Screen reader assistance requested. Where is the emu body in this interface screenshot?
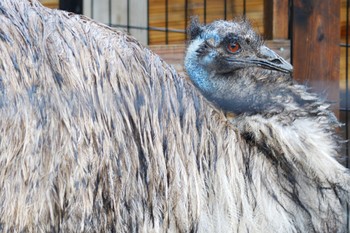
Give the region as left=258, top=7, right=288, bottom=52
left=184, top=18, right=350, bottom=232
left=0, top=1, right=349, bottom=232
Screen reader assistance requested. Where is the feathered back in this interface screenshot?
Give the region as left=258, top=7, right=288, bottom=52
left=0, top=1, right=349, bottom=232
left=0, top=1, right=238, bottom=231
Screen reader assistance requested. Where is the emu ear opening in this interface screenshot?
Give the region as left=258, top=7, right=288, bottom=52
left=188, top=16, right=203, bottom=40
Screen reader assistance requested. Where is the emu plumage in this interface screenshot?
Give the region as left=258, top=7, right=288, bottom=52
left=185, top=18, right=349, bottom=232
left=0, top=1, right=349, bottom=232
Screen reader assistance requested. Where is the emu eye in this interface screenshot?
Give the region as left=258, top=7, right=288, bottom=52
left=227, top=42, right=240, bottom=53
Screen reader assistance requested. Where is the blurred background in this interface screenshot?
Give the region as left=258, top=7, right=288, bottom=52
left=40, top=0, right=349, bottom=163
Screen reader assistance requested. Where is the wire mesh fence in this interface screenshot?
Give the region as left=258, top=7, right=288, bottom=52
left=81, top=0, right=349, bottom=159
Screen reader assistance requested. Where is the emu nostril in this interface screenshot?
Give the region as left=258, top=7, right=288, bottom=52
left=270, top=59, right=283, bottom=65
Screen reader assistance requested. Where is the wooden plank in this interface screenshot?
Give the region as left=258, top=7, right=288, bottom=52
left=265, top=39, right=291, bottom=62
left=39, top=0, right=59, bottom=9
left=341, top=0, right=349, bottom=42
left=292, top=0, right=340, bottom=111
left=264, top=0, right=289, bottom=39
left=149, top=44, right=187, bottom=75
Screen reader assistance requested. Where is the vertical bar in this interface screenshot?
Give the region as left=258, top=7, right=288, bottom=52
left=90, top=0, right=94, bottom=19
left=264, top=0, right=289, bottom=39
left=290, top=0, right=293, bottom=64
left=127, top=0, right=130, bottom=33
left=204, top=0, right=207, bottom=24
left=185, top=0, right=188, bottom=40
left=243, top=0, right=246, bottom=16
left=342, top=0, right=349, bottom=230
left=147, top=0, right=149, bottom=45
left=264, top=0, right=273, bottom=39
left=288, top=0, right=292, bottom=40
left=346, top=0, right=350, bottom=169
left=108, top=0, right=112, bottom=26
left=224, top=0, right=227, bottom=20
left=165, top=0, right=169, bottom=44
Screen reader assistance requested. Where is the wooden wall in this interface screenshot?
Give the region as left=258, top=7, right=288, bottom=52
left=149, top=0, right=349, bottom=44
left=149, top=0, right=265, bottom=45
left=40, top=0, right=349, bottom=44
left=340, top=0, right=350, bottom=97
left=292, top=0, right=340, bottom=110
left=39, top=0, right=350, bottom=111
left=39, top=0, right=59, bottom=9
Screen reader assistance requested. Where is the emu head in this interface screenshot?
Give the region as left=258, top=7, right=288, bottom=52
left=185, top=17, right=294, bottom=114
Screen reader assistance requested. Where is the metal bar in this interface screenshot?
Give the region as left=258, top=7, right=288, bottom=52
left=148, top=27, right=185, bottom=33
left=224, top=0, right=227, bottom=20
left=345, top=0, right=349, bottom=167
left=91, top=0, right=94, bottom=18
left=346, top=0, right=350, bottom=231
left=290, top=0, right=293, bottom=64
left=185, top=0, right=188, bottom=40
left=165, top=0, right=169, bottom=44
left=147, top=0, right=150, bottom=44
left=127, top=0, right=130, bottom=33
left=243, top=0, right=246, bottom=16
left=110, top=24, right=186, bottom=33
left=204, top=0, right=207, bottom=24
left=108, top=0, right=112, bottom=26
left=340, top=43, right=350, bottom=47
left=288, top=0, right=292, bottom=40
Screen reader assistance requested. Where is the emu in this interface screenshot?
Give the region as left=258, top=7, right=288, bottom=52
left=185, top=17, right=350, bottom=232
left=0, top=0, right=349, bottom=232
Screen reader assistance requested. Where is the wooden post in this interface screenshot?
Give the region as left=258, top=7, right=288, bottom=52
left=292, top=0, right=340, bottom=111
left=264, top=0, right=289, bottom=39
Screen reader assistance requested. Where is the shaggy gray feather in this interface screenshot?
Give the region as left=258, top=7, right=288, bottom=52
left=0, top=1, right=349, bottom=232
left=184, top=17, right=350, bottom=232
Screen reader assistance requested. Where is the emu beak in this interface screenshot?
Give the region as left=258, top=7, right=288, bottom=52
left=251, top=46, right=293, bottom=74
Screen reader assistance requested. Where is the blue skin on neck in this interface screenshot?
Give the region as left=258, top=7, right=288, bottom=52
left=185, top=36, right=219, bottom=94
left=185, top=56, right=213, bottom=94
